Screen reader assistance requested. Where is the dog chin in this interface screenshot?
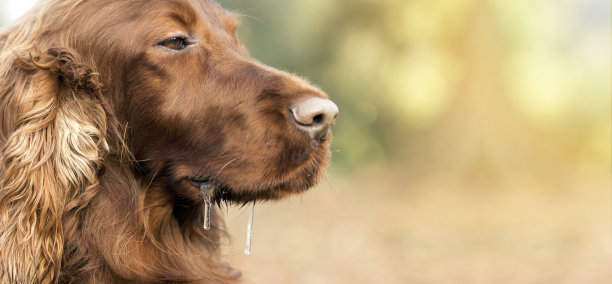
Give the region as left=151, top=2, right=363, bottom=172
left=183, top=167, right=320, bottom=205
left=180, top=147, right=328, bottom=205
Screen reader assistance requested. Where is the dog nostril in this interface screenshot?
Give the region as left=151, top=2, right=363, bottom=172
left=289, top=96, right=339, bottom=141
left=312, top=114, right=324, bottom=125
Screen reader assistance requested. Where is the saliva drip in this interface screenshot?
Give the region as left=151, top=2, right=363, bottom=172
left=199, top=183, right=214, bottom=231
left=244, top=200, right=255, bottom=255
left=202, top=199, right=211, bottom=230
left=198, top=182, right=255, bottom=253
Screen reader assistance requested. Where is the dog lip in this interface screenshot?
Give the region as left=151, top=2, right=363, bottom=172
left=183, top=149, right=324, bottom=204
left=187, top=177, right=211, bottom=184
left=184, top=178, right=257, bottom=205
left=186, top=177, right=214, bottom=191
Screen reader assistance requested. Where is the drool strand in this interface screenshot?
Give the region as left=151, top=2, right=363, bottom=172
left=199, top=182, right=214, bottom=231
left=202, top=199, right=211, bottom=230
left=244, top=200, right=255, bottom=255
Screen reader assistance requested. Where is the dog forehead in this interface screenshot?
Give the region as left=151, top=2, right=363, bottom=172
left=77, top=0, right=238, bottom=47
left=190, top=0, right=240, bottom=29
left=135, top=0, right=239, bottom=35
left=94, top=0, right=232, bottom=26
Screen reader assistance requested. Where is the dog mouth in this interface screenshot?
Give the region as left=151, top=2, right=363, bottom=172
left=182, top=142, right=328, bottom=205
left=185, top=168, right=316, bottom=206
left=187, top=177, right=226, bottom=204
left=186, top=177, right=261, bottom=205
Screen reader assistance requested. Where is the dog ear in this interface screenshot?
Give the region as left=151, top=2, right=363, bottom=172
left=0, top=47, right=108, bottom=282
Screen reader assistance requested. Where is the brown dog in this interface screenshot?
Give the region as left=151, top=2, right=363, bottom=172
left=0, top=0, right=337, bottom=282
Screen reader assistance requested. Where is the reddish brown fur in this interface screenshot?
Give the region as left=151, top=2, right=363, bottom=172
left=0, top=0, right=333, bottom=282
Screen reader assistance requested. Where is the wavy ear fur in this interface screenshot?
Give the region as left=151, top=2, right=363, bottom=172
left=0, top=47, right=108, bottom=283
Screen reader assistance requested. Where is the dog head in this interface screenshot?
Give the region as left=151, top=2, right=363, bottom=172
left=72, top=0, right=338, bottom=204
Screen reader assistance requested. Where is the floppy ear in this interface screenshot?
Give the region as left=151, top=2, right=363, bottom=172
left=0, top=47, right=108, bottom=283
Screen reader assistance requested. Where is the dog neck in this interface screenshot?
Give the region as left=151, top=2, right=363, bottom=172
left=59, top=157, right=241, bottom=283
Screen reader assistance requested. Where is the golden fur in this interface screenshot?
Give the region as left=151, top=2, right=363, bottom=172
left=0, top=47, right=110, bottom=282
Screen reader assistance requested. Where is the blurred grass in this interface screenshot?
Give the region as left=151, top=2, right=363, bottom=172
left=1, top=0, right=610, bottom=282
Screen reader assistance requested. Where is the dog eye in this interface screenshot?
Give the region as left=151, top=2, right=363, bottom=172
left=157, top=37, right=189, bottom=50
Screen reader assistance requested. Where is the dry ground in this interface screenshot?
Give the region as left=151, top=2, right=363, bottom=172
left=222, top=162, right=611, bottom=284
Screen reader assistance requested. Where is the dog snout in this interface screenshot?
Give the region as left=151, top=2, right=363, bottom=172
left=289, top=96, right=338, bottom=142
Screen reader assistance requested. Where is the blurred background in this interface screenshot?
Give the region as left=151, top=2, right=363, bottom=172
left=2, top=0, right=610, bottom=283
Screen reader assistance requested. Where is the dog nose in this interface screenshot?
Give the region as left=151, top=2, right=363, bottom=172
left=289, top=96, right=338, bottom=142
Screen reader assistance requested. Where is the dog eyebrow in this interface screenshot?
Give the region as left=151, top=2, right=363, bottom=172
left=165, top=1, right=199, bottom=29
